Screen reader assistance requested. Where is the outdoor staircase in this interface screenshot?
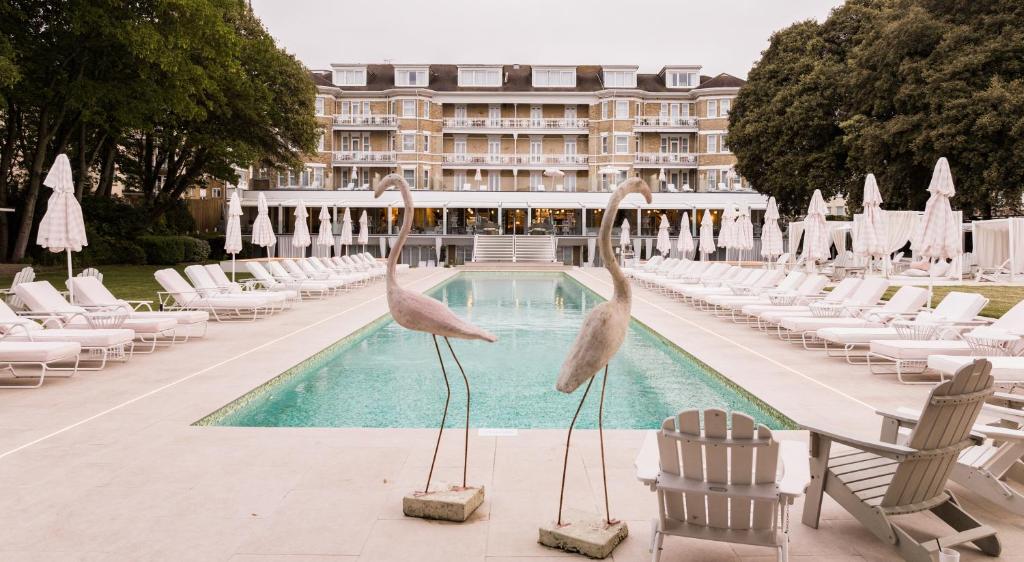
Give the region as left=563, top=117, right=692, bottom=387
left=472, top=235, right=557, bottom=263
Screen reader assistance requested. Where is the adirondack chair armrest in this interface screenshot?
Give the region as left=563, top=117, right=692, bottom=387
left=981, top=403, right=1024, bottom=425
left=633, top=430, right=660, bottom=488
left=803, top=424, right=916, bottom=460
left=972, top=425, right=1024, bottom=443
left=777, top=440, right=811, bottom=498
left=994, top=391, right=1024, bottom=407
left=881, top=407, right=988, bottom=446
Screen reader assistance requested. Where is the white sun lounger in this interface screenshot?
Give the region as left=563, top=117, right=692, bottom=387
left=155, top=269, right=274, bottom=321
left=15, top=281, right=177, bottom=352
left=817, top=291, right=990, bottom=363
left=688, top=269, right=773, bottom=309
left=203, top=264, right=300, bottom=303
left=646, top=261, right=707, bottom=292
left=264, top=261, right=338, bottom=297
left=0, top=300, right=132, bottom=370
left=768, top=278, right=891, bottom=341
left=738, top=277, right=863, bottom=325
left=280, top=260, right=348, bottom=292
left=304, top=258, right=368, bottom=286
left=0, top=341, right=81, bottom=388
left=775, top=286, right=930, bottom=344
left=246, top=262, right=324, bottom=300
left=67, top=276, right=209, bottom=340
left=699, top=274, right=827, bottom=315
left=184, top=265, right=289, bottom=312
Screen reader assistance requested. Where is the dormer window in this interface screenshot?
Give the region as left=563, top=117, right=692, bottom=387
left=458, top=67, right=502, bottom=87
left=666, top=70, right=697, bottom=88
left=602, top=67, right=637, bottom=88
left=395, top=66, right=429, bottom=87
left=533, top=67, right=576, bottom=87
left=332, top=66, right=366, bottom=87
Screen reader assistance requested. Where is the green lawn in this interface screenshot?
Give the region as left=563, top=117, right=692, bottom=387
left=880, top=285, right=1024, bottom=318
left=1, top=263, right=253, bottom=303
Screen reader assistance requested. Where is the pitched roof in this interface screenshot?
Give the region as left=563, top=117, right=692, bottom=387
left=693, top=73, right=746, bottom=90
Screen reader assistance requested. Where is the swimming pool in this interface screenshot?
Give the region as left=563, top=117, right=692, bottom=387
left=201, top=272, right=791, bottom=430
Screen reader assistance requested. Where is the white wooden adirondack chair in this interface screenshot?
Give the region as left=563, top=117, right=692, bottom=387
left=2, top=266, right=35, bottom=310
left=802, top=358, right=1000, bottom=561
left=636, top=409, right=809, bottom=561
left=77, top=267, right=103, bottom=282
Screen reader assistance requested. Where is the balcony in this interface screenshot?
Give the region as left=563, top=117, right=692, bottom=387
left=633, top=116, right=699, bottom=131
left=332, top=151, right=397, bottom=165
left=634, top=153, right=698, bottom=167
left=333, top=114, right=398, bottom=129
left=442, top=117, right=588, bottom=134
left=442, top=153, right=589, bottom=169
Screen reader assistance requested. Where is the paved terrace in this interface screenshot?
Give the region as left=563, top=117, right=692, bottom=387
left=0, top=267, right=1021, bottom=561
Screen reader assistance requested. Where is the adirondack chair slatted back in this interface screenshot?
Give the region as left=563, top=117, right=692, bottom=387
left=5, top=266, right=35, bottom=310
left=882, top=359, right=994, bottom=507
left=657, top=409, right=779, bottom=531
left=77, top=267, right=103, bottom=282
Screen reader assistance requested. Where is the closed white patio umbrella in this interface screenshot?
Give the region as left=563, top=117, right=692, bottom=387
left=316, top=205, right=333, bottom=257
left=619, top=218, right=631, bottom=249
left=378, top=236, right=386, bottom=257
left=698, top=210, right=716, bottom=258
left=912, top=157, right=960, bottom=304
left=656, top=214, right=671, bottom=256
left=224, top=191, right=243, bottom=281
left=718, top=205, right=736, bottom=259
left=854, top=173, right=888, bottom=273
left=735, top=205, right=754, bottom=260
left=802, top=189, right=831, bottom=269
left=359, top=210, right=369, bottom=252
left=251, top=192, right=276, bottom=258
left=435, top=236, right=443, bottom=265
left=36, top=154, right=87, bottom=302
left=339, top=207, right=353, bottom=255
left=761, top=197, right=784, bottom=263
left=676, top=212, right=695, bottom=259
left=292, top=201, right=311, bottom=256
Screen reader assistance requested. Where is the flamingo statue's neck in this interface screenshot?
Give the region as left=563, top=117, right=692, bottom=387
left=387, top=179, right=414, bottom=292
left=598, top=178, right=651, bottom=304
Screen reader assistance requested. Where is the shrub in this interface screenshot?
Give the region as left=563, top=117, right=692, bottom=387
left=81, top=235, right=147, bottom=265
left=139, top=236, right=185, bottom=265
left=182, top=236, right=211, bottom=262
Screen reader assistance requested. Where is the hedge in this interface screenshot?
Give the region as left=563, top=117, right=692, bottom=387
left=138, top=236, right=185, bottom=265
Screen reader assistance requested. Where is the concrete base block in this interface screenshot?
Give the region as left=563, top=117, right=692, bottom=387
left=538, top=510, right=628, bottom=559
left=402, top=485, right=484, bottom=522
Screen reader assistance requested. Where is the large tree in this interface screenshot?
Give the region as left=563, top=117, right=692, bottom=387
left=730, top=0, right=1024, bottom=219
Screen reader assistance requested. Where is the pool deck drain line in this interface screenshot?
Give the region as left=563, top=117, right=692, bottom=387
left=0, top=269, right=453, bottom=462
left=572, top=269, right=877, bottom=412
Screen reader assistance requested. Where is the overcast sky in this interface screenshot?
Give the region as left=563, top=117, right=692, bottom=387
left=250, top=0, right=844, bottom=78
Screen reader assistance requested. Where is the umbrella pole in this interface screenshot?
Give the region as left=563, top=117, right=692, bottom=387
left=232, top=254, right=236, bottom=283
left=66, top=249, right=74, bottom=304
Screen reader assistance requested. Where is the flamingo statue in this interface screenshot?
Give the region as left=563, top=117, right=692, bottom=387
left=555, top=177, right=652, bottom=528
left=373, top=174, right=497, bottom=498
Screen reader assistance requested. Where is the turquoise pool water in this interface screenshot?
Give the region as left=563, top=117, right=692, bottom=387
left=203, top=273, right=790, bottom=430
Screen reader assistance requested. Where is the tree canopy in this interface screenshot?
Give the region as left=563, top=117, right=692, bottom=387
left=0, top=0, right=317, bottom=261
left=729, top=0, right=1024, bottom=219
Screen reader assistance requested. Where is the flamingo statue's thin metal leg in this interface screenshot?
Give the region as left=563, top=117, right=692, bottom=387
left=424, top=335, right=452, bottom=495
left=556, top=374, right=596, bottom=526
left=444, top=336, right=470, bottom=489
left=597, top=365, right=617, bottom=525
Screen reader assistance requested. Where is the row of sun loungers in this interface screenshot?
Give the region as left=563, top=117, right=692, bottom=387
left=0, top=253, right=387, bottom=388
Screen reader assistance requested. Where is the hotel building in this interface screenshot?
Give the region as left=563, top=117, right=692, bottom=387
left=240, top=63, right=768, bottom=265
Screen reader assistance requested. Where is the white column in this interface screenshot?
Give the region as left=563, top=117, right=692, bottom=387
left=387, top=206, right=394, bottom=235
left=277, top=204, right=284, bottom=234
left=442, top=207, right=448, bottom=235
left=497, top=207, right=503, bottom=235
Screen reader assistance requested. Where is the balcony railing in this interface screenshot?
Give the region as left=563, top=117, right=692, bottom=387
left=442, top=117, right=589, bottom=131
left=633, top=116, right=699, bottom=129
left=332, top=151, right=397, bottom=164
left=333, top=114, right=398, bottom=128
left=442, top=153, right=589, bottom=166
left=634, top=152, right=698, bottom=166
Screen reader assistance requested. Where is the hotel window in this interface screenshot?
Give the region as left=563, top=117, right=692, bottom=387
left=614, top=135, right=629, bottom=154
left=706, top=100, right=718, bottom=118
left=454, top=138, right=467, bottom=155
left=720, top=99, right=731, bottom=116
left=683, top=103, right=693, bottom=117
left=402, top=134, right=415, bottom=152
left=601, top=101, right=609, bottom=119
left=488, top=104, right=501, bottom=126
left=707, top=135, right=718, bottom=153
left=529, top=138, right=542, bottom=163
left=455, top=171, right=466, bottom=189
left=489, top=138, right=502, bottom=156
left=705, top=169, right=719, bottom=191
left=317, top=131, right=325, bottom=152
left=423, top=169, right=430, bottom=190
left=454, top=104, right=467, bottom=123
left=666, top=71, right=697, bottom=88
left=659, top=103, right=668, bottom=117
left=488, top=171, right=500, bottom=191
left=564, top=172, right=576, bottom=192
left=458, top=68, right=501, bottom=87
left=529, top=171, right=542, bottom=191
left=721, top=135, right=729, bottom=153
left=564, top=105, right=577, bottom=120
left=403, top=169, right=416, bottom=188
left=333, top=68, right=366, bottom=86
left=564, top=137, right=577, bottom=155
left=402, top=100, right=416, bottom=117
left=681, top=137, right=690, bottom=152
left=533, top=68, right=576, bottom=87
left=601, top=135, right=609, bottom=154
left=315, top=96, right=325, bottom=116
left=422, top=101, right=430, bottom=118
left=395, top=69, right=428, bottom=87
left=603, top=69, right=636, bottom=88
left=423, top=133, right=430, bottom=153
left=530, top=105, right=543, bottom=126
left=615, top=100, right=628, bottom=119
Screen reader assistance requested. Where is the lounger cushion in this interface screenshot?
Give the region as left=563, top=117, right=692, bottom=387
left=869, top=340, right=972, bottom=360
left=816, top=327, right=900, bottom=345
left=779, top=316, right=883, bottom=332
left=202, top=295, right=276, bottom=309
left=0, top=341, right=81, bottom=362
left=133, top=310, right=209, bottom=325
left=66, top=316, right=176, bottom=334
left=927, top=355, right=1024, bottom=382
left=4, top=328, right=134, bottom=347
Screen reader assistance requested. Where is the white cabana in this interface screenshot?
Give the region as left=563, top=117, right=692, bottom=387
left=292, top=201, right=312, bottom=254
left=698, top=210, right=716, bottom=258
left=676, top=211, right=695, bottom=259
left=251, top=192, right=277, bottom=258
left=802, top=189, right=831, bottom=267
left=656, top=214, right=671, bottom=256
left=358, top=210, right=369, bottom=250
left=973, top=218, right=1024, bottom=281
left=316, top=205, right=333, bottom=257
left=761, top=196, right=784, bottom=261
left=224, top=191, right=243, bottom=281
left=36, top=154, right=87, bottom=302
left=339, top=207, right=353, bottom=255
